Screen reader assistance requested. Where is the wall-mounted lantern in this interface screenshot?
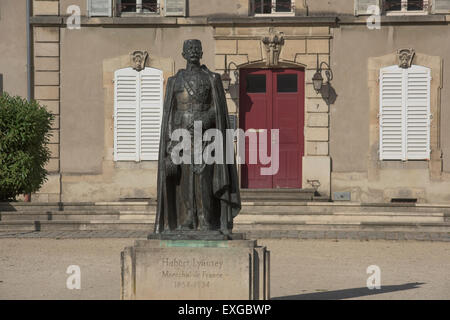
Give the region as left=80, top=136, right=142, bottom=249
left=312, top=69, right=324, bottom=93
left=311, top=57, right=336, bottom=105
left=221, top=56, right=239, bottom=93
left=221, top=71, right=232, bottom=92
left=312, top=59, right=333, bottom=98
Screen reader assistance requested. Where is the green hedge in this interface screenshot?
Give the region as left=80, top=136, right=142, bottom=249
left=0, top=93, right=54, bottom=201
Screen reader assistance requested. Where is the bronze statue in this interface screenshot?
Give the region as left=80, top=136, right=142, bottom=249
left=152, top=40, right=241, bottom=239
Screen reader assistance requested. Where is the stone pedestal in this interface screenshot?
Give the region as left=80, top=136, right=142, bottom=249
left=121, top=239, right=270, bottom=300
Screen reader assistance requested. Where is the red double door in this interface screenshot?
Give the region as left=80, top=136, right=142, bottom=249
left=239, top=68, right=305, bottom=189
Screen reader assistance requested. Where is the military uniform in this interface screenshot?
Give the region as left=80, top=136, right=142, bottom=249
left=170, top=65, right=218, bottom=230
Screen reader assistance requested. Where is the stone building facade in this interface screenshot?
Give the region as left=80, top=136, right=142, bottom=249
left=1, top=0, right=450, bottom=204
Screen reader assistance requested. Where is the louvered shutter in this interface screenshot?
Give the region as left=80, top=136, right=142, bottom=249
left=380, top=65, right=431, bottom=161
left=354, top=0, right=380, bottom=15
left=405, top=66, right=431, bottom=160
left=139, top=68, right=163, bottom=161
left=380, top=66, right=404, bottom=160
left=88, top=0, right=112, bottom=17
left=164, top=0, right=186, bottom=16
left=432, top=0, right=450, bottom=13
left=114, top=68, right=139, bottom=161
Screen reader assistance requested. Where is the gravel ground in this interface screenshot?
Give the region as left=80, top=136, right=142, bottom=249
left=0, top=238, right=448, bottom=300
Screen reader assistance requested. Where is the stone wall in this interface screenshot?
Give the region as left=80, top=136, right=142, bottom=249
left=0, top=0, right=28, bottom=98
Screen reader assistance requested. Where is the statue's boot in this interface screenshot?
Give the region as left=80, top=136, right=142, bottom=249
left=179, top=210, right=196, bottom=230
left=197, top=209, right=214, bottom=231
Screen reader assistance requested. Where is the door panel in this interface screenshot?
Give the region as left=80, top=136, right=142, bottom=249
left=240, top=68, right=304, bottom=189
left=272, top=69, right=304, bottom=188
left=240, top=69, right=272, bottom=189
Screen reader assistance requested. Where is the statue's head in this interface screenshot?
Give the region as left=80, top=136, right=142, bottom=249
left=182, top=39, right=203, bottom=64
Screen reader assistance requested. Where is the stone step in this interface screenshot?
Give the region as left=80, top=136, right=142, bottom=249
left=0, top=203, right=61, bottom=212
left=0, top=220, right=154, bottom=232
left=1, top=218, right=449, bottom=234
left=0, top=229, right=446, bottom=242
left=240, top=189, right=316, bottom=201
left=241, top=188, right=316, bottom=194
left=5, top=201, right=450, bottom=214
left=0, top=202, right=156, bottom=212
left=240, top=208, right=448, bottom=216
left=1, top=210, right=444, bottom=224
left=235, top=213, right=445, bottom=225
left=62, top=203, right=155, bottom=212
left=240, top=203, right=450, bottom=214
left=237, top=230, right=449, bottom=241
left=235, top=222, right=450, bottom=233
left=312, top=195, right=331, bottom=202
left=0, top=211, right=155, bottom=221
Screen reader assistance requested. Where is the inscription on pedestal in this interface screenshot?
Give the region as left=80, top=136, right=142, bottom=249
left=135, top=248, right=250, bottom=300
left=161, top=257, right=224, bottom=289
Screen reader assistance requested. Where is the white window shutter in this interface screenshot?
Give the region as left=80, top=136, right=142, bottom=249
left=114, top=68, right=139, bottom=161
left=88, top=0, right=113, bottom=17
left=354, top=0, right=380, bottom=15
left=139, top=68, right=163, bottom=161
left=164, top=0, right=186, bottom=16
left=380, top=66, right=404, bottom=160
left=405, top=66, right=431, bottom=160
left=432, top=0, right=450, bottom=13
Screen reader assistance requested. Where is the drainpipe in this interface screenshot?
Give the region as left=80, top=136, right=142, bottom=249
left=26, top=0, right=32, bottom=102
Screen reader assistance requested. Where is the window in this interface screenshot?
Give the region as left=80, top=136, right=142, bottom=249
left=277, top=74, right=297, bottom=93
left=379, top=65, right=431, bottom=161
left=114, top=67, right=163, bottom=161
left=119, top=0, right=159, bottom=14
left=354, top=0, right=433, bottom=15
left=164, top=0, right=187, bottom=16
left=384, top=0, right=429, bottom=13
left=252, top=0, right=294, bottom=15
left=432, top=0, right=450, bottom=13
left=88, top=0, right=113, bottom=17
left=246, top=75, right=266, bottom=93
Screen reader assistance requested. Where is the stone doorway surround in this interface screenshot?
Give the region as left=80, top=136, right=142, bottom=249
left=367, top=51, right=443, bottom=202
left=213, top=25, right=332, bottom=197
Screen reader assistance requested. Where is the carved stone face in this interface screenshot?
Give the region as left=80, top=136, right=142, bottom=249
left=400, top=53, right=410, bottom=68
left=182, top=40, right=203, bottom=64
left=397, top=49, right=415, bottom=69
left=130, top=51, right=148, bottom=72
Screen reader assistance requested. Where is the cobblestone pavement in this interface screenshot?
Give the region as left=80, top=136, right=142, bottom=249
left=0, top=238, right=449, bottom=300
left=0, top=230, right=448, bottom=241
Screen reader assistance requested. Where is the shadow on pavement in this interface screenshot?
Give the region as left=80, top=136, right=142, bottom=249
left=272, top=282, right=425, bottom=300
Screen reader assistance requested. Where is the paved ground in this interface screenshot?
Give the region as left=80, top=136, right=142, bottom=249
left=0, top=238, right=448, bottom=300
left=0, top=230, right=449, bottom=241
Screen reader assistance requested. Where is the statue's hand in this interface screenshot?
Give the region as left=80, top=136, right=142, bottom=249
left=202, top=108, right=216, bottom=130
left=165, top=158, right=179, bottom=177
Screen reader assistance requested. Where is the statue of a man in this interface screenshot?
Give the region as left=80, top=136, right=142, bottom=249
left=154, top=39, right=241, bottom=237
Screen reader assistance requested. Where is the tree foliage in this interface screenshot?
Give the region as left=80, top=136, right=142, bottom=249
left=0, top=93, right=54, bottom=201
